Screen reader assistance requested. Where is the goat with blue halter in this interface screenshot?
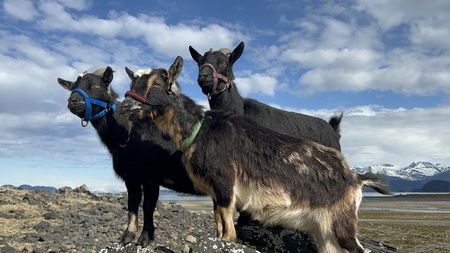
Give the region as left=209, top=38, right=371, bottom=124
left=57, top=67, right=201, bottom=247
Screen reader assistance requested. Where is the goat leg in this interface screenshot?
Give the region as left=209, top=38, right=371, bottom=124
left=214, top=203, right=237, bottom=242
left=137, top=182, right=160, bottom=247
left=120, top=181, right=142, bottom=245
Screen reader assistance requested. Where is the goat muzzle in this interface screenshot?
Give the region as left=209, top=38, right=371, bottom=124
left=71, top=88, right=116, bottom=127
left=199, top=63, right=233, bottom=99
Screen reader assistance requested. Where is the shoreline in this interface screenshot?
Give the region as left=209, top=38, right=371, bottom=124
left=161, top=193, right=450, bottom=212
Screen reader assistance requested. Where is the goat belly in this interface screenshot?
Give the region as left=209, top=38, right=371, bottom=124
left=234, top=181, right=329, bottom=233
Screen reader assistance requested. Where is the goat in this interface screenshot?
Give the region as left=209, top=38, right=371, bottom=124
left=189, top=41, right=343, bottom=151
left=57, top=67, right=201, bottom=247
left=122, top=56, right=390, bottom=253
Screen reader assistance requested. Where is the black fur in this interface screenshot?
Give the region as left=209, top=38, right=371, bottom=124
left=192, top=110, right=357, bottom=207
left=189, top=41, right=342, bottom=151
left=121, top=56, right=389, bottom=253
left=57, top=67, right=200, bottom=247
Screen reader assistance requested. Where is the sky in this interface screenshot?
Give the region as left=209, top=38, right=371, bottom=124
left=1, top=0, right=450, bottom=192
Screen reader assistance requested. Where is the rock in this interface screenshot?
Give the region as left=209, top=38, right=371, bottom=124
left=33, top=221, right=51, bottom=231
left=56, top=186, right=72, bottom=195
left=185, top=235, right=197, bottom=243
left=73, top=184, right=90, bottom=194
left=43, top=211, right=59, bottom=220
left=73, top=184, right=101, bottom=200
left=190, top=237, right=260, bottom=253
left=234, top=222, right=401, bottom=253
left=235, top=222, right=317, bottom=252
left=22, top=194, right=40, bottom=205
left=0, top=187, right=401, bottom=253
left=22, top=245, right=33, bottom=252
left=0, top=246, right=17, bottom=253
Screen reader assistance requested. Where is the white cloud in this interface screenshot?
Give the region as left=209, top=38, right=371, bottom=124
left=31, top=3, right=248, bottom=59
left=410, top=16, right=450, bottom=50
left=281, top=105, right=450, bottom=167
left=342, top=106, right=450, bottom=167
left=354, top=0, right=450, bottom=31
left=268, top=1, right=450, bottom=97
left=1, top=0, right=449, bottom=190
left=235, top=72, right=279, bottom=97
left=3, top=0, right=38, bottom=21
left=56, top=0, right=90, bottom=11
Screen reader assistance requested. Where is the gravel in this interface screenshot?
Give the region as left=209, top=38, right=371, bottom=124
left=0, top=186, right=400, bottom=253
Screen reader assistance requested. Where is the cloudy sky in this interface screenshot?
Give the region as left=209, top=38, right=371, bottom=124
left=1, top=0, right=449, bottom=192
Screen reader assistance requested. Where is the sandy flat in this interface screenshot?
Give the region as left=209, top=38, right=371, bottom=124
left=162, top=194, right=450, bottom=212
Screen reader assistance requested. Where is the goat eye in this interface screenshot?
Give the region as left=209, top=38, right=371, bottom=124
left=221, top=62, right=227, bottom=67
left=93, top=84, right=101, bottom=89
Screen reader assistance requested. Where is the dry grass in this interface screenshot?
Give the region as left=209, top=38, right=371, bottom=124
left=358, top=197, right=450, bottom=253
left=0, top=187, right=117, bottom=236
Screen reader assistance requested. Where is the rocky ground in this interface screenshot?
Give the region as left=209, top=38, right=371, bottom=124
left=0, top=186, right=400, bottom=253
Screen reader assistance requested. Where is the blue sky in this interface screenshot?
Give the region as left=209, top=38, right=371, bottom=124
left=1, top=0, right=449, bottom=192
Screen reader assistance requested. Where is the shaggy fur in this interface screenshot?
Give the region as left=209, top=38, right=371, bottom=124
left=57, top=67, right=201, bottom=247
left=189, top=41, right=343, bottom=151
left=121, top=56, right=390, bottom=253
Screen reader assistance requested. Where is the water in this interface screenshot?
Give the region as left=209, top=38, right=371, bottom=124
left=159, top=190, right=210, bottom=201
left=159, top=190, right=449, bottom=201
left=362, top=191, right=449, bottom=197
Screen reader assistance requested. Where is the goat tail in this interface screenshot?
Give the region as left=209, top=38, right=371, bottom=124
left=328, top=113, right=343, bottom=138
left=358, top=172, right=391, bottom=195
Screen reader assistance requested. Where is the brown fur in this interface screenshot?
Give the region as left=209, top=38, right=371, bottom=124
left=153, top=108, right=184, bottom=147
left=121, top=57, right=389, bottom=253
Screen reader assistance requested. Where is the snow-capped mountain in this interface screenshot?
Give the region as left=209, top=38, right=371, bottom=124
left=352, top=161, right=450, bottom=181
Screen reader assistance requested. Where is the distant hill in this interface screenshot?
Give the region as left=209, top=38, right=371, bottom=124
left=353, top=161, right=450, bottom=192
left=413, top=180, right=450, bottom=192
left=4, top=161, right=450, bottom=193
left=2, top=184, right=57, bottom=193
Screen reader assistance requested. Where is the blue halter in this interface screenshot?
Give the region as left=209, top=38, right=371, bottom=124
left=71, top=88, right=117, bottom=127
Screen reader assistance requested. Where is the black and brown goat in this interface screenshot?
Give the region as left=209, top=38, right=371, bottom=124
left=122, top=56, right=390, bottom=253
left=57, top=68, right=201, bottom=247
left=189, top=41, right=343, bottom=151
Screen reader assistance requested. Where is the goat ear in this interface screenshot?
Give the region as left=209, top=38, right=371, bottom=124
left=102, top=66, right=114, bottom=85
left=189, top=46, right=202, bottom=63
left=125, top=67, right=136, bottom=81
left=229, top=41, right=245, bottom=65
left=57, top=78, right=75, bottom=91
left=168, top=56, right=183, bottom=83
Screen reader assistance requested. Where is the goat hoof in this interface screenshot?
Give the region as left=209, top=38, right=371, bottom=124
left=119, top=231, right=135, bottom=246
left=137, top=232, right=154, bottom=247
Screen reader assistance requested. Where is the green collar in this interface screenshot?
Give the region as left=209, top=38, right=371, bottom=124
left=179, top=118, right=203, bottom=152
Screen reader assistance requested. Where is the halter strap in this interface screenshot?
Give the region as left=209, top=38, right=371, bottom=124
left=71, top=88, right=116, bottom=127
left=199, top=63, right=233, bottom=99
left=125, top=91, right=148, bottom=104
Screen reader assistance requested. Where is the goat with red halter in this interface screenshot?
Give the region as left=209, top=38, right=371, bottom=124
left=121, top=56, right=390, bottom=253
left=57, top=68, right=201, bottom=247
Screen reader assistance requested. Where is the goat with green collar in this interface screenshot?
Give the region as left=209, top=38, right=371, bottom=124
left=122, top=56, right=390, bottom=253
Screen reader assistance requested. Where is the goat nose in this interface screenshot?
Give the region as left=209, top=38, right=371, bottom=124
left=122, top=100, right=131, bottom=110
left=68, top=97, right=77, bottom=104
left=122, top=99, right=136, bottom=112
left=199, top=68, right=209, bottom=78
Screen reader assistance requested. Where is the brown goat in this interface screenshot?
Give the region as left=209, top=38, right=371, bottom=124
left=121, top=56, right=390, bottom=253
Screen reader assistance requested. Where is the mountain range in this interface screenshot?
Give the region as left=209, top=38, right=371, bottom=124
left=2, top=162, right=450, bottom=193
left=352, top=161, right=450, bottom=192
left=2, top=184, right=57, bottom=193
